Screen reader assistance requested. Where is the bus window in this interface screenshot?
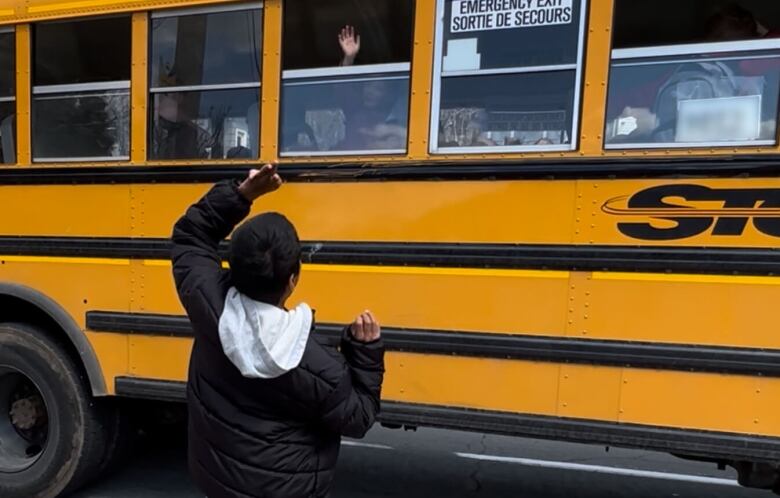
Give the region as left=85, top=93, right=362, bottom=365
left=149, top=4, right=262, bottom=161
left=430, top=0, right=586, bottom=153
left=280, top=0, right=414, bottom=156
left=605, top=1, right=780, bottom=149
left=0, top=28, right=14, bottom=164
left=32, top=17, right=131, bottom=162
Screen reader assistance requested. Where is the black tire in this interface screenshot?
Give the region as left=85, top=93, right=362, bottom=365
left=97, top=398, right=136, bottom=477
left=0, top=322, right=109, bottom=498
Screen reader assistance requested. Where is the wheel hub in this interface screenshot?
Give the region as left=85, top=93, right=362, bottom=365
left=0, top=368, right=49, bottom=472
left=10, top=394, right=46, bottom=431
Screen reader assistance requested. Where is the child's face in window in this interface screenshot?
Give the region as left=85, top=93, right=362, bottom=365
left=158, top=93, right=185, bottom=122
left=362, top=81, right=388, bottom=109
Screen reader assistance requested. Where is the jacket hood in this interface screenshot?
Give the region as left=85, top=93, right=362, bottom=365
left=218, top=287, right=312, bottom=379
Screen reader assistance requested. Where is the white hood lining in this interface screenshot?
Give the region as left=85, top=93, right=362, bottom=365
left=218, top=287, right=312, bottom=379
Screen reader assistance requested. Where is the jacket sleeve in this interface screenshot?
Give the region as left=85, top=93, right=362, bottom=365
left=318, top=332, right=385, bottom=438
left=171, top=180, right=251, bottom=323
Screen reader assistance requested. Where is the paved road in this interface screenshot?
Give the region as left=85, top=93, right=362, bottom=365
left=74, top=424, right=769, bottom=498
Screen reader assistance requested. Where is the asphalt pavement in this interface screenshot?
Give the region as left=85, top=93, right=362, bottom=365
left=73, top=424, right=770, bottom=498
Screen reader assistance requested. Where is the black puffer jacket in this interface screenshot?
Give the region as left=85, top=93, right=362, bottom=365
left=171, top=181, right=385, bottom=498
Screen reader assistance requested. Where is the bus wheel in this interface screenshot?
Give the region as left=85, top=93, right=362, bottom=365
left=0, top=322, right=108, bottom=498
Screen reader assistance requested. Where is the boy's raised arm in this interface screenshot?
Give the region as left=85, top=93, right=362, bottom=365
left=171, top=165, right=282, bottom=304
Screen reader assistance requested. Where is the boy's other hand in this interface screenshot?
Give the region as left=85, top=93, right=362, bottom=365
left=238, top=164, right=282, bottom=201
left=350, top=311, right=381, bottom=343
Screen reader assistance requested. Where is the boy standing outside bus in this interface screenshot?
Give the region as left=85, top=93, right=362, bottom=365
left=171, top=164, right=385, bottom=498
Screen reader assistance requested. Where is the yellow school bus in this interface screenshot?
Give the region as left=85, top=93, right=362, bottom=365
left=1, top=0, right=779, bottom=495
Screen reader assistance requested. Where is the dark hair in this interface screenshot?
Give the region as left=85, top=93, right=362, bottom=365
left=229, top=212, right=302, bottom=304
left=705, top=4, right=758, bottom=41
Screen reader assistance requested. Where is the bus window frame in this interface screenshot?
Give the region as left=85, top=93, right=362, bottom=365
left=31, top=79, right=132, bottom=163
left=0, top=26, right=15, bottom=165
left=282, top=63, right=410, bottom=80
left=428, top=0, right=589, bottom=155
left=604, top=39, right=780, bottom=151
left=148, top=1, right=264, bottom=161
left=279, top=62, right=411, bottom=158
left=150, top=1, right=264, bottom=19
left=30, top=15, right=133, bottom=163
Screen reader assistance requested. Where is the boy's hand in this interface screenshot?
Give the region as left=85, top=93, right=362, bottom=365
left=238, top=164, right=282, bottom=202
left=349, top=311, right=381, bottom=343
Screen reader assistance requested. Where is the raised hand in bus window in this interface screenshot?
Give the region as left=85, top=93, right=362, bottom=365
left=333, top=24, right=409, bottom=152
left=339, top=25, right=361, bottom=66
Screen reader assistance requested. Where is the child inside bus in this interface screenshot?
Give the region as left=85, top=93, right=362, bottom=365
left=608, top=3, right=779, bottom=145
left=336, top=25, right=407, bottom=151
left=171, top=164, right=385, bottom=498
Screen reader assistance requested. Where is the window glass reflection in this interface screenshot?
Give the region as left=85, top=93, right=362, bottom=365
left=606, top=52, right=780, bottom=146
left=438, top=72, right=575, bottom=148
left=32, top=91, right=130, bottom=159
left=282, top=0, right=414, bottom=70
left=280, top=0, right=414, bottom=157
left=34, top=17, right=131, bottom=86
left=0, top=102, right=15, bottom=163
left=612, top=1, right=779, bottom=49
left=0, top=33, right=14, bottom=97
left=281, top=76, right=409, bottom=153
left=33, top=17, right=131, bottom=161
left=150, top=88, right=259, bottom=160
left=151, top=10, right=261, bottom=87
